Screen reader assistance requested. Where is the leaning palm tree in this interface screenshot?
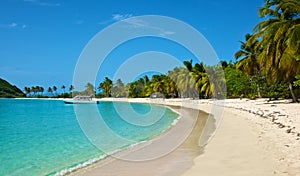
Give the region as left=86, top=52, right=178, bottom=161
left=176, top=67, right=196, bottom=98
left=235, top=34, right=260, bottom=76
left=247, top=0, right=300, bottom=102
left=199, top=66, right=226, bottom=99
left=235, top=34, right=262, bottom=97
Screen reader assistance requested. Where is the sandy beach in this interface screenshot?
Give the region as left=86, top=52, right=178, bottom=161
left=70, top=98, right=299, bottom=176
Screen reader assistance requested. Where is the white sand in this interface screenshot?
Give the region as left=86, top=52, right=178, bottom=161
left=73, top=98, right=299, bottom=176
left=182, top=98, right=300, bottom=176
left=15, top=97, right=300, bottom=175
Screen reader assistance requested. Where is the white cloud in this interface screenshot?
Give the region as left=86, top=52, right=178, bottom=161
left=9, top=23, right=18, bottom=28
left=0, top=22, right=17, bottom=28
left=123, top=18, right=147, bottom=28
left=123, top=18, right=175, bottom=36
left=112, top=14, right=133, bottom=21
left=0, top=22, right=27, bottom=29
left=98, top=13, right=133, bottom=25
left=24, top=0, right=61, bottom=7
left=99, top=14, right=175, bottom=36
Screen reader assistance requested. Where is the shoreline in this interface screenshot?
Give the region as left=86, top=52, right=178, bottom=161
left=75, top=98, right=300, bottom=175
left=71, top=98, right=212, bottom=176
left=7, top=98, right=300, bottom=175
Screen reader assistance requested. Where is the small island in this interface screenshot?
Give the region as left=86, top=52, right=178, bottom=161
left=0, top=78, right=25, bottom=98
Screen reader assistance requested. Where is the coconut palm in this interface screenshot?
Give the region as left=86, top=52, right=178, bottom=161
left=127, top=78, right=145, bottom=98
left=235, top=34, right=262, bottom=97
left=112, top=79, right=126, bottom=97
left=24, top=87, right=31, bottom=97
left=235, top=34, right=260, bottom=76
left=40, top=87, right=44, bottom=96
left=53, top=86, right=57, bottom=96
left=191, top=63, right=206, bottom=98
left=31, top=86, right=38, bottom=97
left=176, top=67, right=196, bottom=98
left=200, top=66, right=226, bottom=99
left=69, top=85, right=74, bottom=92
left=248, top=0, right=300, bottom=102
left=61, top=85, right=66, bottom=94
left=98, top=77, right=113, bottom=97
left=47, top=87, right=53, bottom=96
left=84, top=83, right=96, bottom=96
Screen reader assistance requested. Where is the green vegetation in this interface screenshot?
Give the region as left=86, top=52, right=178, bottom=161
left=295, top=75, right=300, bottom=87
left=224, top=67, right=251, bottom=98
left=235, top=0, right=300, bottom=102
left=98, top=77, right=113, bottom=97
left=0, top=78, right=25, bottom=98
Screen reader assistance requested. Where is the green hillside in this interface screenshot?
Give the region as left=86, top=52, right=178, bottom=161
left=0, top=78, right=25, bottom=98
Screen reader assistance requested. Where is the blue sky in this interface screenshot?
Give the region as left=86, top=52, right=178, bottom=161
left=0, top=0, right=264, bottom=92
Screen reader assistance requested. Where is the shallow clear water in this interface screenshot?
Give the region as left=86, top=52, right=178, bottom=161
left=0, top=99, right=178, bottom=176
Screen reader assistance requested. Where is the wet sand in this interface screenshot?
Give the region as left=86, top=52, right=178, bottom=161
left=72, top=105, right=210, bottom=176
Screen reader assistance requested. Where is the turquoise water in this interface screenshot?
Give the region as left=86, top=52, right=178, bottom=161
left=0, top=99, right=179, bottom=176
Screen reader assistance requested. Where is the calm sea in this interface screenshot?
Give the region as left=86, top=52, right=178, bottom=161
left=0, top=99, right=179, bottom=176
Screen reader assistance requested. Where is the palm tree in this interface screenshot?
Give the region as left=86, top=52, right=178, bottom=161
left=199, top=73, right=212, bottom=98
left=69, top=85, right=74, bottom=92
left=235, top=34, right=262, bottom=97
left=31, top=86, right=37, bottom=97
left=163, top=76, right=178, bottom=98
left=98, top=77, right=113, bottom=97
left=84, top=83, right=96, bottom=96
left=61, top=85, right=66, bottom=94
left=248, top=0, right=300, bottom=102
left=47, top=87, right=53, bottom=96
left=112, top=79, right=126, bottom=97
left=183, top=59, right=193, bottom=72
left=40, top=87, right=44, bottom=96
left=24, top=87, right=31, bottom=97
left=235, top=34, right=260, bottom=76
left=53, top=86, right=57, bottom=96
left=176, top=67, right=196, bottom=98
left=191, top=63, right=207, bottom=98
left=199, top=66, right=226, bottom=99
left=36, top=86, right=40, bottom=96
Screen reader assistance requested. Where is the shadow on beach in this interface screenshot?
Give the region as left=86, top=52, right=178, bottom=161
left=72, top=105, right=216, bottom=176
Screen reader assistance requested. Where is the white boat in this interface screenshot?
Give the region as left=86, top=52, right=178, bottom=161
left=63, top=96, right=99, bottom=104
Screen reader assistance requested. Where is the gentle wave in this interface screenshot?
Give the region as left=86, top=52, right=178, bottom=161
left=51, top=154, right=108, bottom=176
left=51, top=141, right=148, bottom=176
left=51, top=110, right=180, bottom=176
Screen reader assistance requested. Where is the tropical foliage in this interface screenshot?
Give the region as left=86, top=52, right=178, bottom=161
left=98, top=77, right=113, bottom=97
left=235, top=0, right=300, bottom=102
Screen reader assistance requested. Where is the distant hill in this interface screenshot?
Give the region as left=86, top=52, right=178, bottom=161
left=0, top=78, right=25, bottom=98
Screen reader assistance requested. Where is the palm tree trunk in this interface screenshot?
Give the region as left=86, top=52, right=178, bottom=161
left=289, top=82, right=298, bottom=103
left=257, top=84, right=261, bottom=97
